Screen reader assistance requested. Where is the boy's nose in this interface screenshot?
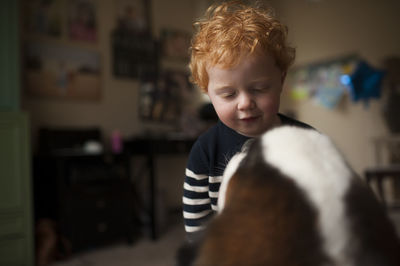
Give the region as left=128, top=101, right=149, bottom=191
left=237, top=93, right=255, bottom=110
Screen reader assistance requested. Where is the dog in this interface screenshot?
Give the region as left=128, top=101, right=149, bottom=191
left=193, top=126, right=400, bottom=266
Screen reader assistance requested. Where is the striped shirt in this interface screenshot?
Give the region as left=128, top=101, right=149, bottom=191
left=183, top=114, right=313, bottom=238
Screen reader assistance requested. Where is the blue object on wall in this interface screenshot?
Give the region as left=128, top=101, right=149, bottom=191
left=349, top=60, right=385, bottom=105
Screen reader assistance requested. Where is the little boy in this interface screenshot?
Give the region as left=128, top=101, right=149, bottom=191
left=183, top=1, right=312, bottom=241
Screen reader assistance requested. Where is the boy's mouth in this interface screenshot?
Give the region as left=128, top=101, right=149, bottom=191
left=240, top=116, right=260, bottom=123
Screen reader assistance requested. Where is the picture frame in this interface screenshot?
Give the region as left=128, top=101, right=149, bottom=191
left=22, top=0, right=63, bottom=38
left=111, top=31, right=158, bottom=79
left=24, top=42, right=101, bottom=101
left=67, top=0, right=98, bottom=42
left=112, top=0, right=155, bottom=79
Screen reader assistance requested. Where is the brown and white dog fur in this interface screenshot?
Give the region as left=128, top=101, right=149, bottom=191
left=194, top=126, right=400, bottom=266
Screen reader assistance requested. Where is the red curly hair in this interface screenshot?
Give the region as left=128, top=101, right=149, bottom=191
left=189, top=1, right=295, bottom=92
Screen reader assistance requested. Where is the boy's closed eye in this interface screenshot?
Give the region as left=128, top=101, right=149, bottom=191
left=215, top=87, right=237, bottom=99
left=221, top=91, right=236, bottom=99
left=216, top=86, right=272, bottom=99
left=250, top=84, right=271, bottom=93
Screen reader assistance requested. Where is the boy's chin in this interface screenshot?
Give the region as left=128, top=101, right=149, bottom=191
left=237, top=124, right=276, bottom=137
left=236, top=128, right=264, bottom=138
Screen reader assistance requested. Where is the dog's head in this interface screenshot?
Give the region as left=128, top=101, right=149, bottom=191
left=218, top=126, right=352, bottom=212
left=195, top=126, right=400, bottom=266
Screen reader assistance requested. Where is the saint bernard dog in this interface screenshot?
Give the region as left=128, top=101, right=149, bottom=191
left=194, top=126, right=400, bottom=266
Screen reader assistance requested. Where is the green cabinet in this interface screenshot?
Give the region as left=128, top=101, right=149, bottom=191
left=0, top=113, right=34, bottom=266
left=0, top=0, right=35, bottom=265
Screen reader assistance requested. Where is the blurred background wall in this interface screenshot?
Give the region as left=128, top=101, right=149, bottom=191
left=21, top=0, right=400, bottom=208
left=275, top=0, right=400, bottom=176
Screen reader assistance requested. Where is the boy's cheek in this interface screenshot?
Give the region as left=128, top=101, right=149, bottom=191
left=213, top=104, right=235, bottom=120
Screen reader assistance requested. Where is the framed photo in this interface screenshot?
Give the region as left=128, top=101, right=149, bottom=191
left=112, top=0, right=154, bottom=79
left=24, top=42, right=101, bottom=101
left=111, top=32, right=158, bottom=79
left=115, top=0, right=151, bottom=34
left=22, top=0, right=63, bottom=38
left=68, top=0, right=98, bottom=42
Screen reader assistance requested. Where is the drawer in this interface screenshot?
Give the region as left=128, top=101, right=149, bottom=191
left=0, top=212, right=23, bottom=237
left=65, top=215, right=130, bottom=252
left=60, top=190, right=134, bottom=219
left=0, top=237, right=27, bottom=265
left=67, top=206, right=131, bottom=235
left=63, top=196, right=131, bottom=220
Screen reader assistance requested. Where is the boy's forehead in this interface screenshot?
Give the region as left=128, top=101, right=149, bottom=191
left=206, top=49, right=277, bottom=73
left=209, top=46, right=272, bottom=65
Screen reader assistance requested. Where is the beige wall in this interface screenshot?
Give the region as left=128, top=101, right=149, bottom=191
left=21, top=0, right=400, bottom=207
left=22, top=0, right=209, bottom=152
left=21, top=0, right=210, bottom=208
left=274, top=0, right=400, bottom=175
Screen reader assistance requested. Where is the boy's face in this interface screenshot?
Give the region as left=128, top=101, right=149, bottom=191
left=206, top=51, right=284, bottom=137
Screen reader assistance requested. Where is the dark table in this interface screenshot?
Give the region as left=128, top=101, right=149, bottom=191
left=123, top=137, right=196, bottom=240
left=33, top=152, right=136, bottom=252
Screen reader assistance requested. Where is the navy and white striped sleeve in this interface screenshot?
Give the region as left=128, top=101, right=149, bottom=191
left=183, top=141, right=213, bottom=234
